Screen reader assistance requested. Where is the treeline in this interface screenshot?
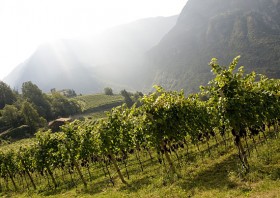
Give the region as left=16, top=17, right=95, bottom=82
left=0, top=57, right=279, bottom=192
left=0, top=81, right=81, bottom=134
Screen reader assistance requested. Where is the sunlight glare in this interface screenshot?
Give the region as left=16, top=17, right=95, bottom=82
left=0, top=0, right=188, bottom=79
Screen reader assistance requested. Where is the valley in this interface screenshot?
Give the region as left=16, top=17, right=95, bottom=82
left=0, top=0, right=280, bottom=197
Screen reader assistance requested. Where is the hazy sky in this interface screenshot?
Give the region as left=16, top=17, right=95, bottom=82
left=0, top=0, right=188, bottom=80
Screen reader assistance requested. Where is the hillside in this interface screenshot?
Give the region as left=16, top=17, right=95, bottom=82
left=4, top=41, right=100, bottom=93
left=4, top=16, right=178, bottom=93
left=1, top=126, right=280, bottom=198
left=148, top=0, right=280, bottom=93
left=75, top=94, right=124, bottom=112
left=73, top=94, right=124, bottom=118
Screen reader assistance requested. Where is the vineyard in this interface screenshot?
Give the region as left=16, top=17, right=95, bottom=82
left=74, top=94, right=124, bottom=112
left=72, top=94, right=124, bottom=120
left=0, top=57, right=280, bottom=197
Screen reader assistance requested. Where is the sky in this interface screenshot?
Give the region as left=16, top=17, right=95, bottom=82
left=0, top=0, right=188, bottom=80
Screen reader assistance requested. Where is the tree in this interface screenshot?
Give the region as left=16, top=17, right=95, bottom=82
left=1, top=105, right=22, bottom=127
left=104, top=87, right=113, bottom=95
left=0, top=81, right=16, bottom=109
left=61, top=89, right=77, bottom=97
left=120, top=89, right=133, bottom=107
left=22, top=81, right=52, bottom=120
left=133, top=91, right=144, bottom=107
left=20, top=101, right=46, bottom=132
left=50, top=92, right=81, bottom=118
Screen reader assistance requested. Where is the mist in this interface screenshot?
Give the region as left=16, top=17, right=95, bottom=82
left=4, top=16, right=178, bottom=94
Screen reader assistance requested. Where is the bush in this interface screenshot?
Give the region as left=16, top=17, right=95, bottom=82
left=104, top=87, right=113, bottom=95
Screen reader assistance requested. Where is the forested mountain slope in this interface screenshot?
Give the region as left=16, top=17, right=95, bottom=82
left=149, top=0, right=280, bottom=93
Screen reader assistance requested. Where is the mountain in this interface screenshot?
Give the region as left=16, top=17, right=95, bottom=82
left=4, top=16, right=178, bottom=93
left=4, top=41, right=101, bottom=93
left=79, top=15, right=178, bottom=91
left=149, top=0, right=280, bottom=93
left=5, top=0, right=280, bottom=95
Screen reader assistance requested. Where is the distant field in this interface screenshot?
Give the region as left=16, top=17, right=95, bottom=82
left=74, top=94, right=124, bottom=112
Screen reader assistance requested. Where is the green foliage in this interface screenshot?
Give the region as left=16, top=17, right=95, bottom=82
left=120, top=89, right=133, bottom=107
left=20, top=101, right=46, bottom=132
left=74, top=94, right=123, bottom=112
left=63, top=89, right=77, bottom=97
left=50, top=92, right=81, bottom=118
left=0, top=81, right=84, bottom=137
left=97, top=105, right=134, bottom=154
left=132, top=91, right=144, bottom=107
left=58, top=89, right=77, bottom=98
left=201, top=56, right=280, bottom=172
left=22, top=81, right=52, bottom=120
left=203, top=56, right=280, bottom=129
left=104, top=87, right=113, bottom=95
left=0, top=105, right=22, bottom=127
left=0, top=81, right=16, bottom=109
left=0, top=57, right=279, bottom=196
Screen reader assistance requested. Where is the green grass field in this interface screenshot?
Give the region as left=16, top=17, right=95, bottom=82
left=74, top=94, right=124, bottom=112
left=1, top=129, right=280, bottom=198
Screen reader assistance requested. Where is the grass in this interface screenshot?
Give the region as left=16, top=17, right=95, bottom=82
left=0, top=138, right=35, bottom=151
left=1, top=130, right=280, bottom=197
left=72, top=94, right=124, bottom=119
left=74, top=94, right=124, bottom=112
